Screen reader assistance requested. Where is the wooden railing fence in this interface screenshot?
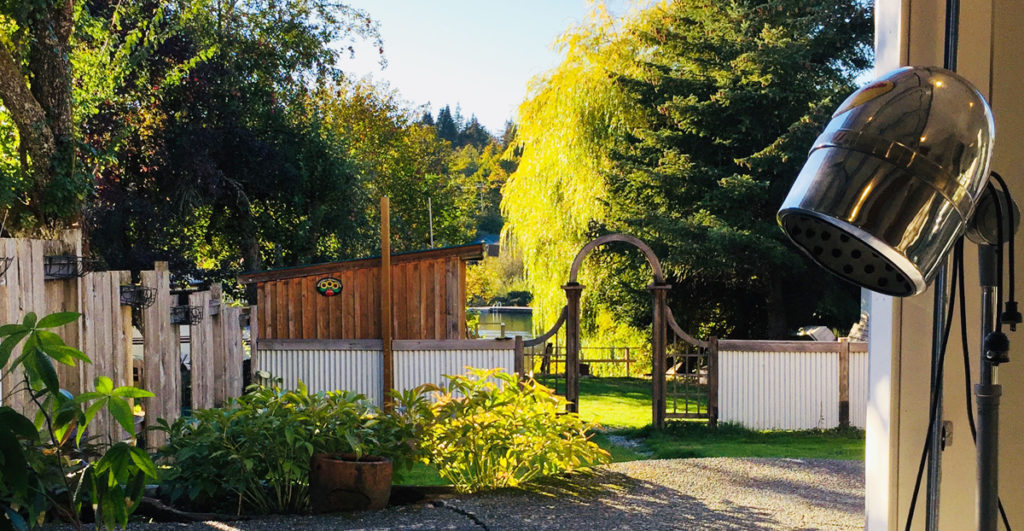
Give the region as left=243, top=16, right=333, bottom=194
left=0, top=234, right=246, bottom=450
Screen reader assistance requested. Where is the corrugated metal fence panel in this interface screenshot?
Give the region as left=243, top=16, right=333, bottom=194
left=395, top=349, right=515, bottom=393
left=718, top=350, right=840, bottom=430
left=255, top=349, right=384, bottom=404
left=850, top=350, right=869, bottom=429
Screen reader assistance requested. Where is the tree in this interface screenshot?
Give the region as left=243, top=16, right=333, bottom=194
left=85, top=0, right=384, bottom=283
left=0, top=1, right=173, bottom=233
left=504, top=0, right=871, bottom=338
left=457, top=116, right=492, bottom=149
left=318, top=80, right=476, bottom=252
left=435, top=104, right=458, bottom=143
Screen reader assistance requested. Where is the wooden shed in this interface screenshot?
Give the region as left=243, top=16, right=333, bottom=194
left=239, top=243, right=485, bottom=341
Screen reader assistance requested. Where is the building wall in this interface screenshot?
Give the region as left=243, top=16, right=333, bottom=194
left=870, top=1, right=1024, bottom=528
left=255, top=256, right=467, bottom=340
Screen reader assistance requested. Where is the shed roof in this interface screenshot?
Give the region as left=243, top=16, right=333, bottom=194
left=238, top=242, right=486, bottom=284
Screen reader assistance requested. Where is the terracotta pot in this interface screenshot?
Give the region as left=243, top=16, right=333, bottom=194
left=309, top=453, right=392, bottom=513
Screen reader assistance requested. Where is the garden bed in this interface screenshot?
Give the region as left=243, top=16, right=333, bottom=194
left=70, top=458, right=864, bottom=530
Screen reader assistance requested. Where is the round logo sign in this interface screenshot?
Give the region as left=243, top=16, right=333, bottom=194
left=315, top=277, right=342, bottom=297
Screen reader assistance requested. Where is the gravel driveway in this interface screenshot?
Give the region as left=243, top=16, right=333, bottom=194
left=115, top=458, right=864, bottom=530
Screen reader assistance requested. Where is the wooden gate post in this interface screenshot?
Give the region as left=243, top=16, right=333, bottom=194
left=380, top=197, right=394, bottom=409
left=708, top=336, right=719, bottom=427
left=563, top=282, right=583, bottom=413
left=650, top=283, right=670, bottom=430
left=513, top=335, right=524, bottom=378
left=839, top=340, right=850, bottom=428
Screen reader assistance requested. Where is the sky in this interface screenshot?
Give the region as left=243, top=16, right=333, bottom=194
left=341, top=1, right=637, bottom=135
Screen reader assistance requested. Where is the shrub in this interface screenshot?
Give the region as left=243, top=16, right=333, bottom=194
left=0, top=312, right=157, bottom=530
left=422, top=368, right=610, bottom=493
left=158, top=381, right=431, bottom=514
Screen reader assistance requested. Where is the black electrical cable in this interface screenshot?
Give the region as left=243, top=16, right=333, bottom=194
left=956, top=240, right=977, bottom=439
left=990, top=183, right=1005, bottom=332
left=990, top=171, right=1016, bottom=303
left=905, top=246, right=960, bottom=531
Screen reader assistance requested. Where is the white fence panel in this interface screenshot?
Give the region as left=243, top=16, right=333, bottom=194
left=254, top=339, right=517, bottom=406
left=394, top=348, right=515, bottom=393
left=256, top=346, right=384, bottom=403
left=718, top=345, right=839, bottom=430
left=850, top=350, right=869, bottom=429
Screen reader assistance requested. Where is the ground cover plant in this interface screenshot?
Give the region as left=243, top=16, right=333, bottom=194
left=0, top=313, right=158, bottom=530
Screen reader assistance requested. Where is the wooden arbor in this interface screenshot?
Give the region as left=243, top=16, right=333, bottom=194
left=563, top=234, right=673, bottom=428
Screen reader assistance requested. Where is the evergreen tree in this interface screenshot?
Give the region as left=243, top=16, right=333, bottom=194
left=457, top=116, right=492, bottom=149
left=420, top=110, right=435, bottom=126
left=435, top=105, right=458, bottom=143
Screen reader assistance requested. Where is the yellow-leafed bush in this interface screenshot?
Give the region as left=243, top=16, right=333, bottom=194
left=423, top=368, right=609, bottom=493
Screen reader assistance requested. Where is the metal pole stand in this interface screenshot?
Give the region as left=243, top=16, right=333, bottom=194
left=976, top=244, right=1005, bottom=531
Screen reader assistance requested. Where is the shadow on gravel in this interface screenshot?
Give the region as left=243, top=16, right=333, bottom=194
left=456, top=467, right=785, bottom=530
left=685, top=459, right=863, bottom=514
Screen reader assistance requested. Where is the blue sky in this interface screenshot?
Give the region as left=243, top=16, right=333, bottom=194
left=341, top=1, right=637, bottom=135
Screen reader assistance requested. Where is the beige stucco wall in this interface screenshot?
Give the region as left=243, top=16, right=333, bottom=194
left=870, top=0, right=1024, bottom=529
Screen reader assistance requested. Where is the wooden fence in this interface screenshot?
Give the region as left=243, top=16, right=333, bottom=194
left=0, top=234, right=245, bottom=450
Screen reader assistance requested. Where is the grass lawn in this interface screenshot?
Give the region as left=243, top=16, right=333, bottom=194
left=576, top=376, right=864, bottom=461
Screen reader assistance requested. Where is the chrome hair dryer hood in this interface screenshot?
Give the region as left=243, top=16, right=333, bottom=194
left=778, top=66, right=995, bottom=297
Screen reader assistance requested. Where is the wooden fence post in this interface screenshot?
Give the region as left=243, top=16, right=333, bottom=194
left=708, top=336, right=719, bottom=427
left=563, top=283, right=583, bottom=413
left=45, top=231, right=84, bottom=395
left=381, top=197, right=393, bottom=408
left=141, top=262, right=180, bottom=451
left=209, top=285, right=226, bottom=406
left=839, top=340, right=850, bottom=429
left=649, top=283, right=670, bottom=430
left=0, top=238, right=45, bottom=414
left=189, top=289, right=215, bottom=410
left=222, top=304, right=244, bottom=401
left=249, top=305, right=259, bottom=383
left=513, top=335, right=524, bottom=378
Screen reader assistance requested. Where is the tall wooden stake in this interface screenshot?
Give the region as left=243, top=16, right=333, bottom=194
left=380, top=197, right=394, bottom=409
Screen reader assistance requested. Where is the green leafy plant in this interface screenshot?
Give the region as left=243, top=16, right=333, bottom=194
left=422, top=368, right=610, bottom=493
left=158, top=381, right=432, bottom=515
left=0, top=312, right=158, bottom=530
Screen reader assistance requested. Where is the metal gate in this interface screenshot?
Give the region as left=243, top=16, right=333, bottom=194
left=665, top=308, right=718, bottom=424
left=520, top=234, right=718, bottom=429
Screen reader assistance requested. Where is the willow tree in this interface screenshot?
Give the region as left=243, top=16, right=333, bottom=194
left=504, top=0, right=872, bottom=338
left=502, top=5, right=645, bottom=328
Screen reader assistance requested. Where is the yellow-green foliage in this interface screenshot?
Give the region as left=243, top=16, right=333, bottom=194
left=422, top=368, right=610, bottom=493
left=501, top=4, right=645, bottom=330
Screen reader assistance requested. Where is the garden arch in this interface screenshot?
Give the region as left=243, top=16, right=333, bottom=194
left=523, top=233, right=717, bottom=429
left=562, top=234, right=669, bottom=428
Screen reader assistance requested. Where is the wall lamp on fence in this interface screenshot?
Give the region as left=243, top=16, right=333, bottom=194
left=777, top=66, right=1016, bottom=530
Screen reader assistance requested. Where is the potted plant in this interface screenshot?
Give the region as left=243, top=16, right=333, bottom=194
left=308, top=406, right=394, bottom=513
left=309, top=451, right=393, bottom=513
left=308, top=386, right=433, bottom=513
